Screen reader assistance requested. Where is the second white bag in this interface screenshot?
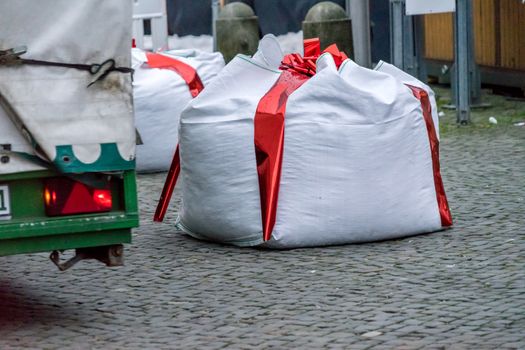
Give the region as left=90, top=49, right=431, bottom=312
left=132, top=48, right=224, bottom=172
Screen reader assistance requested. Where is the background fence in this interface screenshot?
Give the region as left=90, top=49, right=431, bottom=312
left=424, top=0, right=525, bottom=71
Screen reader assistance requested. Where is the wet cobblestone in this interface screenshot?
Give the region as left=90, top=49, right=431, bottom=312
left=0, top=95, right=524, bottom=349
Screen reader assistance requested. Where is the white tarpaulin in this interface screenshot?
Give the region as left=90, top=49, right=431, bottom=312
left=132, top=48, right=224, bottom=172
left=173, top=35, right=452, bottom=248
left=0, top=0, right=135, bottom=175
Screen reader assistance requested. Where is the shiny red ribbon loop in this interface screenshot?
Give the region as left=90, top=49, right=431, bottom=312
left=407, top=85, right=453, bottom=227
left=280, top=38, right=348, bottom=77
left=146, top=52, right=204, bottom=98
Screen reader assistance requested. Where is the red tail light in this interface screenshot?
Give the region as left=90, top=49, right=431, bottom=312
left=44, top=177, right=113, bottom=216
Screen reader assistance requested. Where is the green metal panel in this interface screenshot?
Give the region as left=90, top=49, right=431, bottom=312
left=0, top=170, right=55, bottom=182
left=122, top=169, right=139, bottom=216
left=0, top=229, right=131, bottom=256
left=54, top=143, right=135, bottom=173
left=0, top=213, right=137, bottom=240
left=0, top=170, right=138, bottom=257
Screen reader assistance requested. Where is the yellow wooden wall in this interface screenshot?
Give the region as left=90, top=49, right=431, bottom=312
left=423, top=0, right=525, bottom=70
left=423, top=12, right=454, bottom=61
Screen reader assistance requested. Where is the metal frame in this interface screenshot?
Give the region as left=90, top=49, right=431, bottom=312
left=389, top=0, right=425, bottom=79
left=212, top=0, right=220, bottom=52
left=390, top=0, right=405, bottom=69
left=390, top=0, right=480, bottom=124
left=454, top=0, right=474, bottom=124
left=425, top=59, right=525, bottom=92
left=132, top=0, right=169, bottom=50
left=347, top=0, right=372, bottom=68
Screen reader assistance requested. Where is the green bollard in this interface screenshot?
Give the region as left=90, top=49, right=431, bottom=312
left=216, top=2, right=259, bottom=63
left=302, top=1, right=353, bottom=58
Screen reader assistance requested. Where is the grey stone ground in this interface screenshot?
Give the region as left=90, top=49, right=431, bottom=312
left=0, top=89, right=524, bottom=349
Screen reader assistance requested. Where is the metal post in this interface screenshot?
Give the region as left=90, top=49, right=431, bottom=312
left=345, top=0, right=351, bottom=17
left=212, top=0, right=220, bottom=52
left=390, top=0, right=426, bottom=80
left=454, top=0, right=471, bottom=124
left=390, top=0, right=404, bottom=69
left=414, top=15, right=427, bottom=82
left=467, top=8, right=481, bottom=105
left=402, top=13, right=416, bottom=76
left=349, top=0, right=372, bottom=67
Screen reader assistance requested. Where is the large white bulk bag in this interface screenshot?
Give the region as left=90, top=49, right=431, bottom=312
left=132, top=49, right=224, bottom=172
left=170, top=35, right=452, bottom=248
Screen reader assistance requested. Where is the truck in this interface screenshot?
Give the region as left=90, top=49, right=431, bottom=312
left=0, top=0, right=139, bottom=270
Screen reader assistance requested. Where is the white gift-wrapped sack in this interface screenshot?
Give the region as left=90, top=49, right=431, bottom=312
left=132, top=48, right=224, bottom=172
left=173, top=35, right=452, bottom=248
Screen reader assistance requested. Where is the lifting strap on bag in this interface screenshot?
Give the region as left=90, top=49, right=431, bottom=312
left=253, top=70, right=309, bottom=241
left=153, top=54, right=204, bottom=222
left=145, top=52, right=204, bottom=98
left=407, top=85, right=453, bottom=228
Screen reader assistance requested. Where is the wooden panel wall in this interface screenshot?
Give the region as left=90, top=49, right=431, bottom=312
left=499, top=0, right=525, bottom=70
left=473, top=0, right=496, bottom=66
left=423, top=13, right=453, bottom=61
left=423, top=0, right=525, bottom=71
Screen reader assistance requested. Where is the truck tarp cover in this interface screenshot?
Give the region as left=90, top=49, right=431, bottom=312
left=0, top=0, right=135, bottom=175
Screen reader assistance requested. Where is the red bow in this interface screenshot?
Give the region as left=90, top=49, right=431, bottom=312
left=279, top=38, right=348, bottom=77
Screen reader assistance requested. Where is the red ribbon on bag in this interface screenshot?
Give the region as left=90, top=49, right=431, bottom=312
left=280, top=38, right=348, bottom=77
left=255, top=38, right=348, bottom=241
left=254, top=70, right=309, bottom=241
left=146, top=52, right=204, bottom=98
left=407, top=85, right=453, bottom=228
left=154, top=146, right=181, bottom=222
left=152, top=53, right=204, bottom=222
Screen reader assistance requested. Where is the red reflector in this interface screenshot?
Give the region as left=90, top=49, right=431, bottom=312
left=44, top=177, right=113, bottom=216
left=93, top=189, right=112, bottom=210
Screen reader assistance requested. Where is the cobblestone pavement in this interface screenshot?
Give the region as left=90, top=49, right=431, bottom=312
left=1, top=93, right=524, bottom=349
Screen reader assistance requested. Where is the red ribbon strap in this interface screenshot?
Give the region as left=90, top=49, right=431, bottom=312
left=254, top=70, right=309, bottom=241
left=154, top=145, right=180, bottom=222
left=280, top=38, right=348, bottom=76
left=146, top=52, right=204, bottom=98
left=408, top=85, right=453, bottom=227
left=255, top=38, right=348, bottom=241
left=152, top=53, right=205, bottom=222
